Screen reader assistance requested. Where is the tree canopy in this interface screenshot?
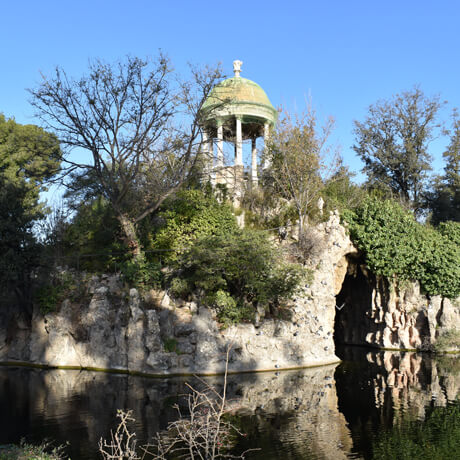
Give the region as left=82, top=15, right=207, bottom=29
left=427, top=112, right=460, bottom=223
left=29, top=55, right=223, bottom=260
left=265, top=107, right=340, bottom=241
left=0, top=113, right=60, bottom=215
left=353, top=87, right=443, bottom=215
left=0, top=114, right=61, bottom=312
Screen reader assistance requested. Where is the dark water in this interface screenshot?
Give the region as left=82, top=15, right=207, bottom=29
left=0, top=347, right=459, bottom=459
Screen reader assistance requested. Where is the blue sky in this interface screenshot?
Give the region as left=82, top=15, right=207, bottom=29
left=1, top=0, right=460, bottom=194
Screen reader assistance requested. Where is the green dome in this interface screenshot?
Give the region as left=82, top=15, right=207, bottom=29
left=201, top=77, right=277, bottom=126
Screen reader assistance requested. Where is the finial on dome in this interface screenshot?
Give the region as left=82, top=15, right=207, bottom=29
left=233, top=60, right=243, bottom=77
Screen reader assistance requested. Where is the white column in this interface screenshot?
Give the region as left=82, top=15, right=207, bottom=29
left=251, top=137, right=258, bottom=187
left=216, top=122, right=224, bottom=167
left=202, top=129, right=209, bottom=158
left=202, top=129, right=212, bottom=179
left=235, top=117, right=243, bottom=166
left=263, top=122, right=271, bottom=170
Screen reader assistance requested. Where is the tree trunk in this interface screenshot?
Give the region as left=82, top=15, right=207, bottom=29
left=118, top=214, right=144, bottom=262
left=298, top=213, right=305, bottom=244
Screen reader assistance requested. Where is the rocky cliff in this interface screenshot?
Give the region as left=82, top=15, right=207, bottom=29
left=335, top=256, right=460, bottom=351
left=0, top=212, right=458, bottom=375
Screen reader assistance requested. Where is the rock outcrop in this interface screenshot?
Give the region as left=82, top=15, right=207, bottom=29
left=0, top=211, right=458, bottom=375
left=335, top=258, right=460, bottom=351
left=0, top=212, right=356, bottom=375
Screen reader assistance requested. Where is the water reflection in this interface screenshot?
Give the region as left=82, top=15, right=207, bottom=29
left=335, top=347, right=459, bottom=459
left=0, top=348, right=458, bottom=459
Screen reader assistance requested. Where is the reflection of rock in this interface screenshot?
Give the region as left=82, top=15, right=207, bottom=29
left=225, top=365, right=354, bottom=460
left=0, top=363, right=355, bottom=460
left=364, top=350, right=460, bottom=423
left=334, top=348, right=460, bottom=460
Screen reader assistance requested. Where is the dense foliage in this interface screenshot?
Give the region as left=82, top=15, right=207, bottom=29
left=343, top=197, right=460, bottom=298
left=0, top=114, right=61, bottom=311
left=55, top=197, right=126, bottom=271
left=150, top=189, right=238, bottom=261
left=0, top=177, right=41, bottom=310
left=173, top=228, right=307, bottom=326
left=353, top=87, right=442, bottom=215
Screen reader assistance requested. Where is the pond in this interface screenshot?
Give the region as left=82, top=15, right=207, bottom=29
left=0, top=347, right=459, bottom=459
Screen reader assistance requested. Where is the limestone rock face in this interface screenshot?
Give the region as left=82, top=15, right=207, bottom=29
left=0, top=212, right=357, bottom=374
left=0, top=211, right=458, bottom=374
left=335, top=261, right=460, bottom=352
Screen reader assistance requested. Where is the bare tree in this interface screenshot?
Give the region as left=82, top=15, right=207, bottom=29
left=265, top=105, right=340, bottom=242
left=29, top=55, right=223, bottom=260
left=99, top=410, right=140, bottom=459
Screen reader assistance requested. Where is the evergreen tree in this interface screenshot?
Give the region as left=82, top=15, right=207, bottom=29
left=428, top=112, right=460, bottom=223
left=353, top=87, right=443, bottom=215
left=0, top=114, right=61, bottom=312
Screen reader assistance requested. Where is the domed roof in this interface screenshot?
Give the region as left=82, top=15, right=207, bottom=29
left=200, top=63, right=277, bottom=126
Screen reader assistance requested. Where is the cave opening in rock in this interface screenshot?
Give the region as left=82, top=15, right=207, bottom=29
left=334, top=256, right=374, bottom=355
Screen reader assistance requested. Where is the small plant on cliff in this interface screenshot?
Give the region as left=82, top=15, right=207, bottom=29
left=343, top=197, right=460, bottom=298
left=433, top=329, right=460, bottom=353
left=35, top=271, right=83, bottom=314
left=120, top=259, right=162, bottom=291
left=169, top=277, right=191, bottom=299
left=163, top=337, right=179, bottom=354
left=210, top=290, right=254, bottom=328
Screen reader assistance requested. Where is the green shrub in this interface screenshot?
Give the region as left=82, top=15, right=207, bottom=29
left=169, top=277, right=191, bottom=299
left=343, top=197, right=460, bottom=298
left=35, top=272, right=80, bottom=314
left=36, top=284, right=64, bottom=314
left=177, top=228, right=306, bottom=323
left=263, top=262, right=311, bottom=306
left=149, top=189, right=238, bottom=262
left=206, top=290, right=253, bottom=327
left=0, top=441, right=65, bottom=460
left=120, top=259, right=162, bottom=290
left=163, top=337, right=179, bottom=353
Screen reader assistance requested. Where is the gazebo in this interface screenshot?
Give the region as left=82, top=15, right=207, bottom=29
left=199, top=60, right=277, bottom=193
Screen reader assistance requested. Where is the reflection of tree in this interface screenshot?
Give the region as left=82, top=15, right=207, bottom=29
left=0, top=364, right=355, bottom=460
left=335, top=348, right=460, bottom=460
left=372, top=401, right=460, bottom=460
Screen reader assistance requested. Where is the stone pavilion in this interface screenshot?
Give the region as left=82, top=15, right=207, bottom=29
left=199, top=60, right=277, bottom=200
